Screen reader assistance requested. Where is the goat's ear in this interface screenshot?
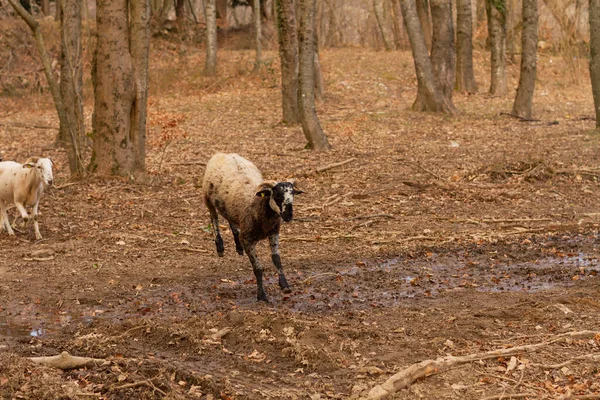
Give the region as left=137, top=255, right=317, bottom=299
left=256, top=189, right=272, bottom=198
left=23, top=162, right=35, bottom=169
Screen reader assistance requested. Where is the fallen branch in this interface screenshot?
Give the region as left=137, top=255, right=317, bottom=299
left=399, top=159, right=442, bottom=181
left=170, top=161, right=207, bottom=166
left=480, top=393, right=532, bottom=400
left=176, top=247, right=209, bottom=253
left=364, top=330, right=600, bottom=400
left=316, top=158, right=357, bottom=173
left=0, top=122, right=59, bottom=130
left=530, top=353, right=600, bottom=369
left=499, top=112, right=541, bottom=123
left=54, top=182, right=80, bottom=190
left=111, top=378, right=167, bottom=396
left=481, top=218, right=552, bottom=223
left=29, top=351, right=110, bottom=370
left=282, top=234, right=357, bottom=242
left=351, top=214, right=395, bottom=221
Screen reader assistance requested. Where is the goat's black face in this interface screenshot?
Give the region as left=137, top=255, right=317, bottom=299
left=272, top=182, right=304, bottom=222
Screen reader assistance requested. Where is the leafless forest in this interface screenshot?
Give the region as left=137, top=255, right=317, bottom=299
left=0, top=0, right=600, bottom=399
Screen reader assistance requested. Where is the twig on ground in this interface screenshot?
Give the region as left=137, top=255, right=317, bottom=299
left=316, top=158, right=357, bottom=173
left=530, top=353, right=600, bottom=369
left=101, top=325, right=147, bottom=343
left=111, top=379, right=166, bottom=396
left=29, top=351, right=110, bottom=370
left=481, top=218, right=552, bottom=223
left=176, top=247, right=209, bottom=253
left=364, top=330, right=600, bottom=400
left=0, top=122, right=59, bottom=130
left=499, top=112, right=541, bottom=123
left=351, top=214, right=395, bottom=221
left=479, top=393, right=532, bottom=400
left=399, top=159, right=442, bottom=181
left=54, top=182, right=80, bottom=190
left=282, top=234, right=357, bottom=242
left=302, top=272, right=340, bottom=284
left=170, top=161, right=207, bottom=166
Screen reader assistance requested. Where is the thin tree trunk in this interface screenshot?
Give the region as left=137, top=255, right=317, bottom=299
left=91, top=0, right=150, bottom=176
left=456, top=0, right=478, bottom=93
left=486, top=0, right=507, bottom=95
left=297, top=0, right=331, bottom=150
left=176, top=0, right=185, bottom=20
left=59, top=0, right=85, bottom=176
left=416, top=0, right=432, bottom=49
left=400, top=0, right=454, bottom=114
left=589, top=0, right=600, bottom=128
left=429, top=0, right=455, bottom=106
left=41, top=0, right=50, bottom=15
left=254, top=0, right=262, bottom=69
left=374, top=0, right=395, bottom=50
left=7, top=0, right=85, bottom=176
left=275, top=0, right=300, bottom=124
left=511, top=0, right=537, bottom=118
left=544, top=0, right=585, bottom=43
left=204, top=0, right=217, bottom=75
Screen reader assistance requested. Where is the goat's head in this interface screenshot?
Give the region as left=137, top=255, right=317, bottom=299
left=256, top=180, right=304, bottom=222
left=23, top=157, right=54, bottom=186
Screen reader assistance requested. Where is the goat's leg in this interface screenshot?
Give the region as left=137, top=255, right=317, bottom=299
left=244, top=242, right=268, bottom=302
left=269, top=234, right=291, bottom=293
left=32, top=201, right=42, bottom=240
left=0, top=204, right=14, bottom=236
left=14, top=202, right=30, bottom=225
left=206, top=200, right=224, bottom=256
left=229, top=222, right=244, bottom=255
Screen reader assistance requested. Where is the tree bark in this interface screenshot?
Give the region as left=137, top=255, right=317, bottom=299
left=455, top=0, right=478, bottom=93
left=175, top=0, right=185, bottom=20
left=429, top=0, right=455, bottom=107
left=511, top=0, right=537, bottom=118
left=400, top=0, right=454, bottom=114
left=590, top=0, right=600, bottom=128
left=59, top=0, right=85, bottom=176
left=415, top=0, right=432, bottom=50
left=297, top=0, right=331, bottom=150
left=374, top=0, right=396, bottom=50
left=41, top=0, right=50, bottom=15
left=486, top=0, right=507, bottom=95
left=275, top=0, right=300, bottom=124
left=91, top=0, right=150, bottom=177
left=254, top=0, right=262, bottom=69
left=204, top=0, right=218, bottom=75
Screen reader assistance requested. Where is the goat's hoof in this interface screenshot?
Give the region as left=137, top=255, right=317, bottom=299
left=217, top=252, right=224, bottom=258
left=236, top=248, right=244, bottom=256
left=257, top=293, right=269, bottom=302
left=282, top=287, right=292, bottom=294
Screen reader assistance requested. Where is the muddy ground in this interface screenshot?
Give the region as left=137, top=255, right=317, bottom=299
left=1, top=36, right=600, bottom=399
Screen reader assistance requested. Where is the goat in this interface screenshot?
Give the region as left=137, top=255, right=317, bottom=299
left=202, top=153, right=303, bottom=302
left=0, top=157, right=54, bottom=240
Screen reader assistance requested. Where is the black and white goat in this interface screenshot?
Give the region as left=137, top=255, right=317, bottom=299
left=202, top=153, right=303, bottom=302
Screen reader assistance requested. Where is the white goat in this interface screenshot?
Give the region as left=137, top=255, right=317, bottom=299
left=202, top=153, right=303, bottom=302
left=0, top=157, right=54, bottom=240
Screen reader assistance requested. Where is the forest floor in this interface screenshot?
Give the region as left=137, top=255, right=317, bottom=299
left=1, top=30, right=600, bottom=399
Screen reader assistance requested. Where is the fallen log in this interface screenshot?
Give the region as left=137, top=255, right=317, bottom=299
left=29, top=351, right=110, bottom=370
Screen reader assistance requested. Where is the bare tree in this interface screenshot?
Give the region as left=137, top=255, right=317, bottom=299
left=275, top=0, right=300, bottom=124
left=297, top=0, right=331, bottom=150
left=204, top=0, right=218, bottom=75
left=590, top=0, right=600, bottom=127
left=59, top=0, right=85, bottom=176
left=7, top=0, right=85, bottom=176
left=511, top=0, right=537, bottom=118
left=91, top=0, right=150, bottom=176
left=429, top=0, right=455, bottom=108
left=400, top=0, right=454, bottom=114
left=374, top=0, right=396, bottom=50
left=254, top=0, right=262, bottom=69
left=486, top=0, right=507, bottom=95
left=455, top=0, right=478, bottom=93
left=416, top=0, right=432, bottom=49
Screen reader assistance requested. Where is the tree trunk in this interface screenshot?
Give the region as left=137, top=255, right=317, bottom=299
left=416, top=0, right=432, bottom=50
left=400, top=0, right=454, bottom=114
left=511, top=0, right=537, bottom=118
left=275, top=0, right=299, bottom=124
left=204, top=0, right=218, bottom=75
left=59, top=0, right=85, bottom=176
left=429, top=0, right=455, bottom=106
left=254, top=0, right=262, bottom=69
left=176, top=0, right=185, bottom=20
left=41, top=0, right=50, bottom=15
left=486, top=0, right=507, bottom=95
left=91, top=0, right=150, bottom=177
left=373, top=0, right=395, bottom=50
left=7, top=0, right=84, bottom=176
left=215, top=0, right=227, bottom=20
left=589, top=0, right=600, bottom=128
left=455, top=0, right=478, bottom=93
left=297, top=0, right=331, bottom=150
